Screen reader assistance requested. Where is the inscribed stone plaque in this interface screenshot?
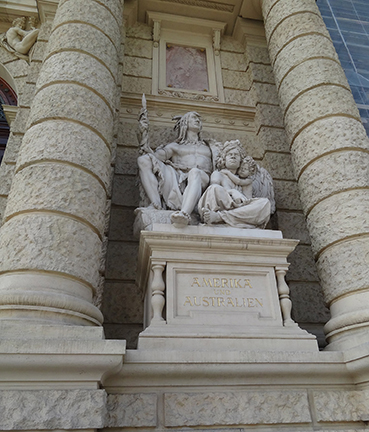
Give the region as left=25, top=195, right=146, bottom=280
left=166, top=44, right=209, bottom=92
left=166, top=263, right=282, bottom=326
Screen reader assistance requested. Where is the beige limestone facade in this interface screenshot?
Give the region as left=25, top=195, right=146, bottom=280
left=0, top=0, right=369, bottom=431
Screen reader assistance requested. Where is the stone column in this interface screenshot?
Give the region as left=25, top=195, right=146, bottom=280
left=262, top=0, right=369, bottom=351
left=0, top=0, right=123, bottom=326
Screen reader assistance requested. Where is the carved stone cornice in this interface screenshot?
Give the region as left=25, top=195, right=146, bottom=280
left=121, top=93, right=255, bottom=133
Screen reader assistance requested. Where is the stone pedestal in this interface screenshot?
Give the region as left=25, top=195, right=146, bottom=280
left=136, top=224, right=318, bottom=352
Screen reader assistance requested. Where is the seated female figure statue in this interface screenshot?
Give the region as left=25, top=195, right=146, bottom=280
left=198, top=140, right=273, bottom=229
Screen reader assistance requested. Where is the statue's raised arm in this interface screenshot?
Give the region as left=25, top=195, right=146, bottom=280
left=137, top=107, right=213, bottom=227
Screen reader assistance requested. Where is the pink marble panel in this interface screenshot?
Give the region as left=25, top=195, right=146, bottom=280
left=166, top=44, right=209, bottom=92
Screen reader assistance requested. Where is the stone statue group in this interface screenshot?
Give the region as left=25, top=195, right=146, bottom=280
left=137, top=97, right=275, bottom=229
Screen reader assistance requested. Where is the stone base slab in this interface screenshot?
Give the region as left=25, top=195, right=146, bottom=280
left=137, top=224, right=318, bottom=353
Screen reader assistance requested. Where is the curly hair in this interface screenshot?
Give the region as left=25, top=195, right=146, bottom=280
left=215, top=140, right=246, bottom=170
left=173, top=112, right=202, bottom=143
left=239, top=155, right=257, bottom=176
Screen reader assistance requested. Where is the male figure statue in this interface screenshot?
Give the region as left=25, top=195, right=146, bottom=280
left=137, top=111, right=212, bottom=226
left=5, top=17, right=39, bottom=55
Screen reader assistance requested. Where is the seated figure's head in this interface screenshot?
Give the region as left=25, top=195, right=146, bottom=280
left=12, top=17, right=26, bottom=29
left=216, top=140, right=246, bottom=170
left=173, top=111, right=202, bottom=143
left=238, top=156, right=257, bottom=178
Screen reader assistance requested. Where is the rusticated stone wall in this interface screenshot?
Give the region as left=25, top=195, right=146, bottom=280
left=262, top=0, right=369, bottom=350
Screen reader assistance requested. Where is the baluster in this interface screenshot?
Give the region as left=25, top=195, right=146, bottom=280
left=275, top=267, right=296, bottom=327
left=150, top=261, right=166, bottom=324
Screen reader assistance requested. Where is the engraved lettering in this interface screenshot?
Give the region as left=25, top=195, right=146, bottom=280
left=209, top=296, right=216, bottom=307
left=255, top=298, right=263, bottom=307
left=247, top=298, right=255, bottom=307
left=217, top=297, right=226, bottom=307
left=244, top=279, right=252, bottom=289
left=191, top=277, right=201, bottom=287
left=234, top=279, right=242, bottom=288
left=194, top=296, right=201, bottom=306
left=203, top=278, right=213, bottom=287
left=235, top=298, right=243, bottom=307
left=221, top=278, right=229, bottom=288
left=183, top=296, right=193, bottom=306
left=202, top=297, right=210, bottom=306
left=213, top=278, right=221, bottom=288
left=227, top=297, right=235, bottom=307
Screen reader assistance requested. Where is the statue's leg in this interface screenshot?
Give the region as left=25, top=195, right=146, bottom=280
left=16, top=29, right=39, bottom=54
left=181, top=168, right=209, bottom=215
left=137, top=154, right=162, bottom=208
left=170, top=169, right=209, bottom=226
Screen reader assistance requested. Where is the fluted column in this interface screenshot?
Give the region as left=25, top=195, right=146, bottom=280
left=0, top=0, right=123, bottom=326
left=262, top=0, right=369, bottom=350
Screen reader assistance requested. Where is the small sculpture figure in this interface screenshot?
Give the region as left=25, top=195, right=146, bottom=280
left=137, top=95, right=213, bottom=227
left=198, top=140, right=274, bottom=229
left=0, top=17, right=39, bottom=59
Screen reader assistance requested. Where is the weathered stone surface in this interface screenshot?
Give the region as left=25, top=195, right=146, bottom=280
left=289, top=282, right=330, bottom=323
left=252, top=82, right=279, bottom=105
left=105, top=241, right=138, bottom=280
left=115, top=146, right=139, bottom=175
left=291, top=117, right=369, bottom=175
left=276, top=211, right=310, bottom=244
left=37, top=22, right=52, bottom=41
left=107, top=393, right=157, bottom=427
left=27, top=61, right=42, bottom=84
left=246, top=45, right=270, bottom=64
left=122, top=75, right=152, bottom=94
left=249, top=62, right=275, bottom=83
left=18, top=83, right=36, bottom=107
left=273, top=35, right=339, bottom=85
left=221, top=36, right=245, bottom=53
left=222, top=69, right=251, bottom=90
left=264, top=0, right=321, bottom=42
left=109, top=207, right=135, bottom=241
left=268, top=12, right=329, bottom=61
left=298, top=150, right=369, bottom=214
left=0, top=214, right=101, bottom=287
left=18, top=121, right=112, bottom=188
left=0, top=389, right=106, bottom=430
left=118, top=120, right=140, bottom=147
left=47, top=23, right=119, bottom=79
left=123, top=56, right=152, bottom=78
left=0, top=197, right=6, bottom=224
left=0, top=46, right=18, bottom=63
left=164, top=391, right=311, bottom=426
left=31, top=40, right=48, bottom=62
left=10, top=107, right=29, bottom=134
left=317, top=237, right=369, bottom=304
left=0, top=162, right=15, bottom=195
left=287, top=244, right=319, bottom=282
left=102, top=282, right=143, bottom=323
left=279, top=58, right=350, bottom=113
left=37, top=51, right=117, bottom=110
left=126, top=22, right=152, bottom=40
left=307, top=189, right=369, bottom=256
left=4, top=59, right=29, bottom=78
left=258, top=126, right=289, bottom=152
left=273, top=179, right=302, bottom=210
left=313, top=390, right=368, bottom=422
left=285, top=86, right=359, bottom=140
left=112, top=175, right=140, bottom=207
left=255, top=104, right=283, bottom=130
left=53, top=0, right=121, bottom=50
left=125, top=37, right=153, bottom=58
left=5, top=163, right=107, bottom=235
left=224, top=88, right=254, bottom=106
left=28, top=84, right=114, bottom=144
left=221, top=51, right=247, bottom=71
left=263, top=152, right=295, bottom=181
